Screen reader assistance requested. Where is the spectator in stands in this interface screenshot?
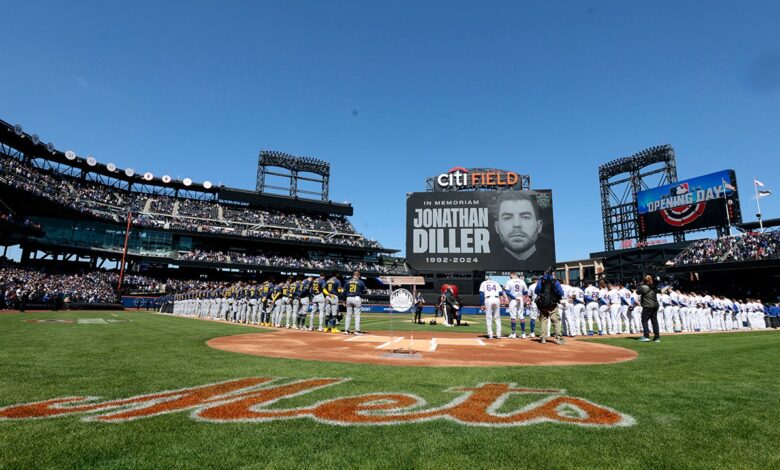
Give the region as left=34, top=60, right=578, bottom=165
left=672, top=232, right=780, bottom=266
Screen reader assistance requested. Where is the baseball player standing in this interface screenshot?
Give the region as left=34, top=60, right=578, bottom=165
left=618, top=284, right=632, bottom=334
left=248, top=283, right=259, bottom=325
left=286, top=278, right=299, bottom=328
left=583, top=282, right=598, bottom=335
left=607, top=284, right=621, bottom=335
left=324, top=273, right=342, bottom=333
left=479, top=275, right=506, bottom=339
left=524, top=276, right=539, bottom=338
left=297, top=276, right=312, bottom=329
left=343, top=271, right=367, bottom=334
left=570, top=284, right=585, bottom=336
left=503, top=272, right=528, bottom=339
left=597, top=281, right=610, bottom=335
left=259, top=278, right=274, bottom=326
left=311, top=274, right=327, bottom=331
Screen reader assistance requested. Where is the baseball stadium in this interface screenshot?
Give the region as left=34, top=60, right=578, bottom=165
left=2, top=4, right=780, bottom=470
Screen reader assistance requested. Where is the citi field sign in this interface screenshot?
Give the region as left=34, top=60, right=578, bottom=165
left=436, top=167, right=520, bottom=190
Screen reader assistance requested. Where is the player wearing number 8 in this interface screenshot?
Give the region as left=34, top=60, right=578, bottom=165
left=343, top=271, right=367, bottom=335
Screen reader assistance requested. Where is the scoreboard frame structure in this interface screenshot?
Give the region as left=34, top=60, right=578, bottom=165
left=599, top=145, right=683, bottom=251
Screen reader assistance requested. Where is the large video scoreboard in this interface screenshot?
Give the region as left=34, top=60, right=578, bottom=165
left=636, top=169, right=741, bottom=237
left=406, top=189, right=556, bottom=272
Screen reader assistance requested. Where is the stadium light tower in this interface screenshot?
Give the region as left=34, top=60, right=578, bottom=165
left=256, top=150, right=331, bottom=201
left=598, top=145, right=683, bottom=251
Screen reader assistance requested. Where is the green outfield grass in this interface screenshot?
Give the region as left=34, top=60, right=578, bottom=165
left=1, top=310, right=779, bottom=469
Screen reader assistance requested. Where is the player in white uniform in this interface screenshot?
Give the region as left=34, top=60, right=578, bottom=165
left=558, top=283, right=571, bottom=337
left=677, top=292, right=688, bottom=332
left=702, top=294, right=714, bottom=331
left=479, top=276, right=506, bottom=339
left=721, top=296, right=733, bottom=330
left=607, top=285, right=621, bottom=335
left=618, top=285, right=632, bottom=334
left=583, top=283, right=599, bottom=335
left=503, top=272, right=528, bottom=339
left=596, top=282, right=610, bottom=335
left=569, top=284, right=586, bottom=336
left=524, top=277, right=539, bottom=337
left=630, top=290, right=642, bottom=334
left=657, top=290, right=670, bottom=333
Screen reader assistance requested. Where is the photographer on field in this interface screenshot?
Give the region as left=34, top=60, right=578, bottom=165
left=534, top=267, right=565, bottom=345
left=637, top=275, right=661, bottom=343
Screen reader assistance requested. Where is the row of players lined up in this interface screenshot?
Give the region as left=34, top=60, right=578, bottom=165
left=165, top=271, right=368, bottom=334
left=475, top=273, right=770, bottom=340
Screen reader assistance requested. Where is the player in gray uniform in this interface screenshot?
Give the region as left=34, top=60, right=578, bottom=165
left=237, top=285, right=248, bottom=323
left=343, top=271, right=367, bottom=334
left=247, top=283, right=259, bottom=325
left=324, top=273, right=342, bottom=333
left=272, top=279, right=291, bottom=327
left=297, top=277, right=313, bottom=329
left=310, top=275, right=327, bottom=331
left=285, top=279, right=298, bottom=328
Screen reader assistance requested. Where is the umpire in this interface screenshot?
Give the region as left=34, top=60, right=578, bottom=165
left=637, top=275, right=661, bottom=343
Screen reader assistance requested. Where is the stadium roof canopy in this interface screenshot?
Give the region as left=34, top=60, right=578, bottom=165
left=1, top=118, right=352, bottom=216
left=736, top=218, right=780, bottom=232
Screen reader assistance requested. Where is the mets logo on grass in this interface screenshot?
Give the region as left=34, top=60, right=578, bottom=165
left=0, top=377, right=635, bottom=428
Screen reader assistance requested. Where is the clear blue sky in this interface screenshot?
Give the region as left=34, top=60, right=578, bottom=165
left=3, top=0, right=779, bottom=260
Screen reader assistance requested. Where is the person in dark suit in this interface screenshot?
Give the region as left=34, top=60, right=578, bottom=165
left=443, top=287, right=460, bottom=327
left=413, top=291, right=424, bottom=324
left=637, top=275, right=661, bottom=342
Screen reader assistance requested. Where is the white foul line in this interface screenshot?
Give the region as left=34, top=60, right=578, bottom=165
left=376, top=337, right=404, bottom=349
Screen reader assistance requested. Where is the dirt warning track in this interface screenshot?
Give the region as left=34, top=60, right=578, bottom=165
left=207, top=330, right=637, bottom=367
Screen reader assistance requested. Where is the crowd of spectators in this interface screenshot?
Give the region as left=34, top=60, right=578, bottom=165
left=672, top=232, right=780, bottom=266
left=176, top=249, right=397, bottom=273
left=0, top=211, right=43, bottom=234
left=0, top=154, right=382, bottom=249
left=178, top=198, right=218, bottom=219
left=0, top=264, right=119, bottom=308
left=149, top=197, right=176, bottom=215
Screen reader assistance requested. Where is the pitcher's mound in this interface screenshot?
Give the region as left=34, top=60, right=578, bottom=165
left=207, top=330, right=637, bottom=367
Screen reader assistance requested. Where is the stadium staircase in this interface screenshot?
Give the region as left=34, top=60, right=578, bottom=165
left=217, top=205, right=224, bottom=222
left=142, top=198, right=153, bottom=214
left=172, top=200, right=180, bottom=217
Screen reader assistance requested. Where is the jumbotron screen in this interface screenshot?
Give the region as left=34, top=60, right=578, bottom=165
left=636, top=169, right=741, bottom=237
left=405, top=190, right=556, bottom=272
